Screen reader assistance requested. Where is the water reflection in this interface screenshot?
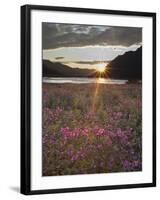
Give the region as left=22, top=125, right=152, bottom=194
left=43, top=77, right=127, bottom=84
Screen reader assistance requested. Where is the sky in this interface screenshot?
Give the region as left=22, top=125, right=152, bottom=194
left=42, top=23, right=142, bottom=69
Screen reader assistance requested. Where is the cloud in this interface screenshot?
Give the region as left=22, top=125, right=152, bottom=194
left=43, top=44, right=140, bottom=62
left=42, top=23, right=142, bottom=50
left=55, top=56, right=65, bottom=60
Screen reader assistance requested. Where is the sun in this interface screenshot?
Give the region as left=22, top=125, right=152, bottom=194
left=96, top=63, right=106, bottom=73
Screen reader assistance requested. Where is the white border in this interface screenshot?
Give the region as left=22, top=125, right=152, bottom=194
left=31, top=10, right=153, bottom=190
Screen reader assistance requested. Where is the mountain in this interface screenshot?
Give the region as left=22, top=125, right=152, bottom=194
left=43, top=46, right=142, bottom=79
left=43, top=60, right=96, bottom=77
left=107, top=47, right=142, bottom=80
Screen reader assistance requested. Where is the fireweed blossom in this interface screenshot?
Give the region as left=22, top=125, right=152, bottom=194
left=42, top=84, right=142, bottom=176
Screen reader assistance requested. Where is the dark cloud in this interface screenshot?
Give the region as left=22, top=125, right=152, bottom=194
left=55, top=56, right=65, bottom=60
left=72, top=61, right=110, bottom=64
left=42, top=23, right=142, bottom=50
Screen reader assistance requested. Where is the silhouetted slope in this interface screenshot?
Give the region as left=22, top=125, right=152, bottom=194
left=43, top=47, right=142, bottom=79
left=43, top=60, right=95, bottom=77
left=107, top=47, right=142, bottom=80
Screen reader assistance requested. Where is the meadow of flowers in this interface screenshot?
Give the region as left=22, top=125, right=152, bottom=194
left=42, top=83, right=142, bottom=176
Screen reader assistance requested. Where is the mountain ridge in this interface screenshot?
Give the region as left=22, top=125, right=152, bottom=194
left=107, top=46, right=142, bottom=80
left=43, top=46, right=142, bottom=80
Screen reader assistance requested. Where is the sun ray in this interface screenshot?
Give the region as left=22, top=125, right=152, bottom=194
left=91, top=63, right=111, bottom=112
left=91, top=78, right=100, bottom=113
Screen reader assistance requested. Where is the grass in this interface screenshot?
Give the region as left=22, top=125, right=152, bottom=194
left=42, top=83, right=142, bottom=176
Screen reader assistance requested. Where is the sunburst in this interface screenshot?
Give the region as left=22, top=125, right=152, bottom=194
left=96, top=63, right=106, bottom=73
